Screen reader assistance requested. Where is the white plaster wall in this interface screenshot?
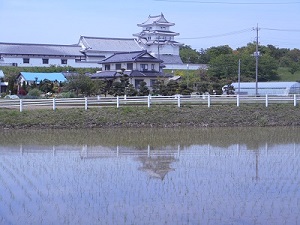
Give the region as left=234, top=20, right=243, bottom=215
left=146, top=44, right=179, bottom=55
left=2, top=56, right=100, bottom=68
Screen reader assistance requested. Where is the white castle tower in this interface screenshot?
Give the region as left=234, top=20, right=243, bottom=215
left=133, top=13, right=183, bottom=64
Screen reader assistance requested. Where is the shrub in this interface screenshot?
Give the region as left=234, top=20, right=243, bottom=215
left=27, top=88, right=42, bottom=97
left=56, top=92, right=76, bottom=98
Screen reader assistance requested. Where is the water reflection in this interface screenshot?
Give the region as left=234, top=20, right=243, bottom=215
left=0, top=127, right=300, bottom=225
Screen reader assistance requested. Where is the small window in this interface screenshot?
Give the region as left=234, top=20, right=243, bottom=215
left=61, top=59, right=67, bottom=64
left=23, top=58, right=30, bottom=64
left=151, top=64, right=155, bottom=71
left=42, top=59, right=49, bottom=64
left=127, top=63, right=133, bottom=70
left=140, top=64, right=148, bottom=71
left=105, top=64, right=110, bottom=71
left=116, top=63, right=121, bottom=70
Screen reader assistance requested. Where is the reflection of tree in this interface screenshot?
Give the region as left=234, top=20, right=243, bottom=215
left=252, top=149, right=260, bottom=182
left=137, top=156, right=178, bottom=180
left=1, top=127, right=300, bottom=151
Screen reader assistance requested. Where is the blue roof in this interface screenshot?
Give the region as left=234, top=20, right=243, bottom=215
left=20, top=72, right=66, bottom=83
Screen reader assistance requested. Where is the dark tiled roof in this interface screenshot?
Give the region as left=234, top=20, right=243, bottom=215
left=90, top=71, right=118, bottom=79
left=134, top=30, right=179, bottom=36
left=0, top=42, right=82, bottom=56
left=130, top=70, right=172, bottom=78
left=90, top=70, right=171, bottom=79
left=159, top=55, right=183, bottom=64
left=137, top=14, right=175, bottom=26
left=79, top=36, right=143, bottom=52
left=101, top=51, right=163, bottom=63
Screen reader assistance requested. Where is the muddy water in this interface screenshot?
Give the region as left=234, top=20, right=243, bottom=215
left=0, top=127, right=299, bottom=225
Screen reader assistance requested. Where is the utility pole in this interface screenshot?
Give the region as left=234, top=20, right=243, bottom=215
left=238, top=59, right=241, bottom=94
left=255, top=24, right=259, bottom=96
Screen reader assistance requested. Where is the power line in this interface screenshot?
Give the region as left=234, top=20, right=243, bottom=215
left=178, top=27, right=300, bottom=41
left=261, top=28, right=300, bottom=32
left=154, top=0, right=300, bottom=4
left=178, top=28, right=252, bottom=40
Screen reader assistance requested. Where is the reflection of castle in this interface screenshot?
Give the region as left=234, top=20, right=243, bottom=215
left=137, top=155, right=177, bottom=180
left=80, top=145, right=179, bottom=179
left=2, top=142, right=299, bottom=182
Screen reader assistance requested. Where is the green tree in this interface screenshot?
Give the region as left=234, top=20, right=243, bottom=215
left=91, top=79, right=108, bottom=96
left=257, top=54, right=280, bottom=81
left=151, top=79, right=166, bottom=96
left=126, top=84, right=138, bottom=96
left=39, top=79, right=54, bottom=93
left=208, top=54, right=239, bottom=81
left=65, top=74, right=93, bottom=97
left=289, top=62, right=300, bottom=74
left=165, top=80, right=179, bottom=96
left=179, top=45, right=201, bottom=63
left=138, top=81, right=150, bottom=96
left=178, top=83, right=193, bottom=95
left=109, top=81, right=125, bottom=96
left=206, top=45, right=233, bottom=61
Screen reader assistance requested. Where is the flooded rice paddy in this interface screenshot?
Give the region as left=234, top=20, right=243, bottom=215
left=0, top=127, right=300, bottom=225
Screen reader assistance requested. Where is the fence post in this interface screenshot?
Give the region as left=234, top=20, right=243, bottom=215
left=294, top=94, right=297, bottom=107
left=97, top=95, right=100, bottom=101
left=237, top=94, right=240, bottom=107
left=85, top=97, right=88, bottom=111
left=177, top=95, right=181, bottom=108
left=53, top=98, right=56, bottom=111
left=147, top=95, right=151, bottom=108
left=208, top=95, right=211, bottom=108
left=117, top=96, right=120, bottom=108
left=19, top=99, right=23, bottom=112
left=265, top=94, right=268, bottom=107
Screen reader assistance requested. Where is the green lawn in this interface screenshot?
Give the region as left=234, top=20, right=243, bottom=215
left=277, top=67, right=300, bottom=81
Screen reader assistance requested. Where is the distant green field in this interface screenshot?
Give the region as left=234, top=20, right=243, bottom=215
left=278, top=67, right=300, bottom=81
left=165, top=67, right=300, bottom=82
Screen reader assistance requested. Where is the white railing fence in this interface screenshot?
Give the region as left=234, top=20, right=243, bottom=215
left=0, top=94, right=299, bottom=112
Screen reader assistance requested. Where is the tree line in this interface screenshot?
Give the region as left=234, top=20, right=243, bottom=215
left=179, top=43, right=300, bottom=94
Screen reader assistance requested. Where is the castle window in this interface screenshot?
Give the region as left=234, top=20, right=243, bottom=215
left=23, top=58, right=30, bottom=64
left=61, top=59, right=67, bottom=64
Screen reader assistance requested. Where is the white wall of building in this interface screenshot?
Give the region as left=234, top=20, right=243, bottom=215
left=2, top=56, right=100, bottom=68
left=147, top=44, right=179, bottom=56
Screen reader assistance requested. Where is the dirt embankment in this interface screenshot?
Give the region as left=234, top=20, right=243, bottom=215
left=0, top=104, right=299, bottom=129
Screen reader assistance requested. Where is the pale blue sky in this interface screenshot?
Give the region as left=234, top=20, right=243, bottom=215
left=0, top=0, right=299, bottom=50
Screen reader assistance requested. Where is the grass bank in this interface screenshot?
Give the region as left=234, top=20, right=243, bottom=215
left=0, top=104, right=300, bottom=129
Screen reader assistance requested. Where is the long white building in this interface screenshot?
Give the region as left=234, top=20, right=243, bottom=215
left=0, top=14, right=183, bottom=69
